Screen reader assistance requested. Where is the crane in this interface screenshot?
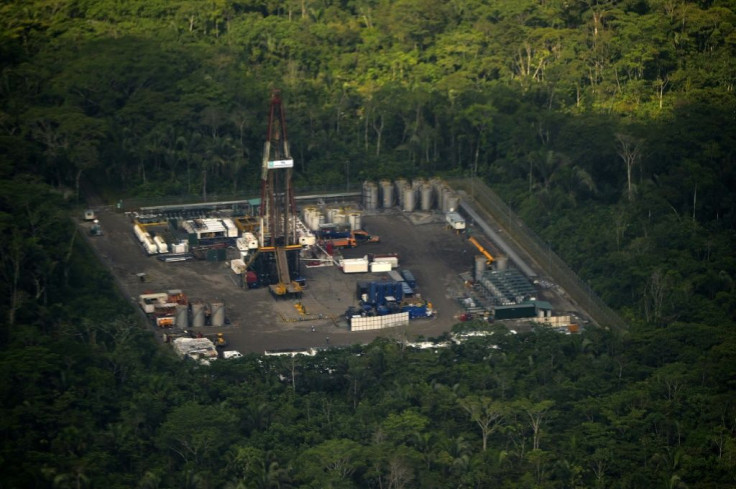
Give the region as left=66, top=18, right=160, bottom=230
left=468, top=236, right=494, bottom=264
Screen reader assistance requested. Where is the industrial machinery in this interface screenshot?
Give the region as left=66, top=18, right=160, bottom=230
left=469, top=236, right=494, bottom=264
left=254, top=90, right=303, bottom=297
left=322, top=230, right=380, bottom=250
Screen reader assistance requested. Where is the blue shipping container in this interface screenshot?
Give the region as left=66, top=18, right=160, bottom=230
left=367, top=281, right=403, bottom=305
left=400, top=281, right=414, bottom=297
left=400, top=269, right=416, bottom=288
left=402, top=304, right=429, bottom=319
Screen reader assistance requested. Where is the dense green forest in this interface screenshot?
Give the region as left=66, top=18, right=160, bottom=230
left=1, top=0, right=735, bottom=487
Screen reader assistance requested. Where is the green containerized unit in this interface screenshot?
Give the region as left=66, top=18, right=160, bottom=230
left=493, top=300, right=553, bottom=320
left=493, top=302, right=538, bottom=320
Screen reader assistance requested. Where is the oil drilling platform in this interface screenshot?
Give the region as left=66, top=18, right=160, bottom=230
left=251, top=89, right=303, bottom=297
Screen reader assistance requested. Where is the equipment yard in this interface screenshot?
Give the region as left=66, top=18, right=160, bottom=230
left=84, top=192, right=584, bottom=355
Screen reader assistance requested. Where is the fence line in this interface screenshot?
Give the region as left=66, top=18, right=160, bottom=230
left=450, top=178, right=627, bottom=331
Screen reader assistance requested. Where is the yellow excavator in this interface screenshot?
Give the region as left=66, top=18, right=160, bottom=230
left=468, top=236, right=494, bottom=264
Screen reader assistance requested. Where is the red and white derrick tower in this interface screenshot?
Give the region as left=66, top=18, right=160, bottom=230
left=259, top=89, right=298, bottom=248
left=257, top=89, right=302, bottom=297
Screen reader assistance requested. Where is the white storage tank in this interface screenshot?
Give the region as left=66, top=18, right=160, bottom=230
left=438, top=186, right=450, bottom=211
left=495, top=255, right=509, bottom=270
left=191, top=301, right=205, bottom=328
left=475, top=255, right=487, bottom=281
left=395, top=178, right=408, bottom=207
left=403, top=187, right=416, bottom=212
left=210, top=301, right=225, bottom=327
left=333, top=212, right=347, bottom=225
left=394, top=178, right=408, bottom=195
left=175, top=304, right=189, bottom=328
left=420, top=183, right=434, bottom=210
left=363, top=181, right=379, bottom=210
left=380, top=180, right=394, bottom=208
left=348, top=212, right=362, bottom=231
left=326, top=207, right=338, bottom=224
left=314, top=210, right=324, bottom=231
left=446, top=193, right=460, bottom=213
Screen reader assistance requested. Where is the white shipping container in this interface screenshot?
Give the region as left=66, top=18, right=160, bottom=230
left=370, top=261, right=393, bottom=272
left=143, top=236, right=158, bottom=255
left=341, top=258, right=369, bottom=273
left=171, top=242, right=188, bottom=254
left=222, top=218, right=239, bottom=237
left=154, top=235, right=169, bottom=254
left=371, top=255, right=399, bottom=268
left=133, top=224, right=147, bottom=242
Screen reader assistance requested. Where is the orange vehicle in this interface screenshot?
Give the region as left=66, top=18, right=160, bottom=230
left=326, top=231, right=380, bottom=249
left=327, top=236, right=357, bottom=248
left=351, top=230, right=380, bottom=244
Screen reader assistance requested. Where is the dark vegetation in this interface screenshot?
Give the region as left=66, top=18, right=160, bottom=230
left=1, top=1, right=734, bottom=487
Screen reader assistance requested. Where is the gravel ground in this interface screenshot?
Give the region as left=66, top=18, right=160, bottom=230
left=82, top=205, right=481, bottom=354
left=82, top=199, right=581, bottom=355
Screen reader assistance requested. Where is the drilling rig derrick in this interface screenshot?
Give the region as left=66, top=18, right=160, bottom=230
left=256, top=89, right=302, bottom=297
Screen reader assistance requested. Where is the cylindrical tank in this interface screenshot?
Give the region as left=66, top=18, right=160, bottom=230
left=327, top=207, right=339, bottom=224
left=191, top=301, right=205, bottom=328
left=380, top=180, right=394, bottom=208
left=446, top=194, right=460, bottom=213
left=363, top=181, right=379, bottom=210
left=333, top=212, right=347, bottom=225
left=420, top=184, right=433, bottom=211
left=302, top=206, right=316, bottom=222
left=439, top=186, right=451, bottom=211
left=495, top=255, right=509, bottom=270
left=394, top=178, right=408, bottom=198
left=210, top=301, right=225, bottom=327
left=395, top=180, right=407, bottom=208
left=175, top=304, right=189, bottom=328
left=348, top=213, right=362, bottom=231
left=412, top=178, right=425, bottom=190
left=441, top=191, right=451, bottom=212
left=302, top=208, right=312, bottom=230
left=403, top=187, right=416, bottom=212
left=475, top=255, right=487, bottom=281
